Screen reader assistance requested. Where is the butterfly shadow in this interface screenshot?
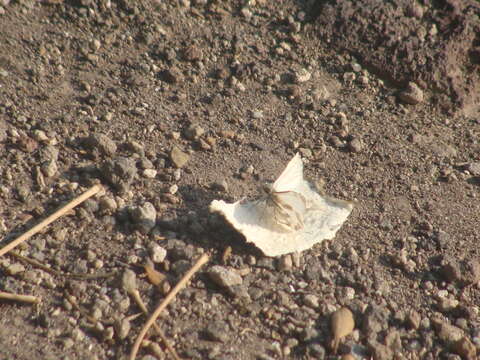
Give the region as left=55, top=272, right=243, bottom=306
left=159, top=184, right=265, bottom=258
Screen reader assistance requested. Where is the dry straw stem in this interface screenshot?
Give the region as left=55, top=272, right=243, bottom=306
left=129, top=253, right=210, bottom=360
left=128, top=287, right=181, bottom=360
left=122, top=268, right=180, bottom=359
left=9, top=250, right=115, bottom=280
left=0, top=184, right=103, bottom=257
left=0, top=291, right=40, bottom=304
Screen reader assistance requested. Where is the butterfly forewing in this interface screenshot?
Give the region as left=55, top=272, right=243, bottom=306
left=272, top=153, right=304, bottom=192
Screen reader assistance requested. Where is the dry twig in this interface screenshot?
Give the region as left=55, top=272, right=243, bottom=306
left=122, top=269, right=181, bottom=360
left=129, top=253, right=209, bottom=360
left=9, top=250, right=115, bottom=279
left=0, top=184, right=103, bottom=257
left=0, top=290, right=40, bottom=304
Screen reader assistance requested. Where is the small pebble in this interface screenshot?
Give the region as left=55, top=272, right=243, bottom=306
left=6, top=263, right=25, bottom=275
left=331, top=307, right=355, bottom=353
left=170, top=146, right=190, bottom=168
left=398, top=81, right=424, bottom=105
left=211, top=179, right=228, bottom=192
left=184, top=124, right=205, bottom=140
left=277, top=255, right=292, bottom=271
left=83, top=133, right=117, bottom=157
left=114, top=317, right=131, bottom=340
left=41, top=160, right=58, bottom=177
left=143, top=169, right=157, bottom=178
left=348, top=138, right=363, bottom=153
left=208, top=266, right=243, bottom=288
left=129, top=202, right=157, bottom=234
left=406, top=310, right=421, bottom=329
left=451, top=337, right=477, bottom=359
left=99, top=196, right=117, bottom=213
left=149, top=243, right=167, bottom=263
left=303, top=294, right=319, bottom=308
left=295, top=68, right=311, bottom=83
left=33, top=129, right=48, bottom=142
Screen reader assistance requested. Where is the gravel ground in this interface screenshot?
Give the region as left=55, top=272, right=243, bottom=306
left=0, top=1, right=479, bottom=359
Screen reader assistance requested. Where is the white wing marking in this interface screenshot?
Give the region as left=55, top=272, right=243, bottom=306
left=272, top=153, right=304, bottom=192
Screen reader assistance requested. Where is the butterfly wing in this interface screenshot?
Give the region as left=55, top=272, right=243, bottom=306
left=268, top=191, right=307, bottom=232
left=272, top=153, right=304, bottom=192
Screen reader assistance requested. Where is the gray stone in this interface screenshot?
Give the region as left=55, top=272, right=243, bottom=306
left=301, top=327, right=319, bottom=342
left=432, top=317, right=464, bottom=343
left=114, top=317, right=131, bottom=340
left=129, top=202, right=157, bottom=234
left=83, top=133, right=117, bottom=157
left=307, top=343, right=325, bottom=358
left=256, top=257, right=275, bottom=270
left=406, top=310, right=421, bottom=329
left=125, top=140, right=144, bottom=155
left=466, top=162, right=480, bottom=176
left=39, top=145, right=59, bottom=162
left=208, top=266, right=242, bottom=288
left=362, top=304, right=390, bottom=336
left=138, top=157, right=154, bottom=170
left=204, top=321, right=229, bottom=342
left=99, top=196, right=117, bottom=212
left=398, top=82, right=424, bottom=105
left=100, top=157, right=137, bottom=193
left=0, top=119, right=7, bottom=143
left=367, top=340, right=394, bottom=360
left=170, top=146, right=190, bottom=168
left=33, top=129, right=48, bottom=142
left=348, top=138, right=363, bottom=153
left=294, top=68, right=311, bottom=83
left=149, top=243, right=167, bottom=263
left=158, top=67, right=183, bottom=84
left=441, top=257, right=480, bottom=286
left=277, top=255, right=293, bottom=271
left=121, top=269, right=137, bottom=293
left=303, top=294, right=319, bottom=308
left=143, top=169, right=157, bottom=178
left=438, top=298, right=459, bottom=312
left=6, top=263, right=25, bottom=275
left=211, top=179, right=228, bottom=192
left=184, top=124, right=205, bottom=140
left=41, top=160, right=58, bottom=177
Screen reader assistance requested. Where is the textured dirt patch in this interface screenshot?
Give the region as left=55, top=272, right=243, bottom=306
left=314, top=0, right=480, bottom=117
left=0, top=0, right=479, bottom=359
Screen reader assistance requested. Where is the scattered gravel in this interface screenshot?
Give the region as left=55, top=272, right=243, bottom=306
left=1, top=1, right=479, bottom=359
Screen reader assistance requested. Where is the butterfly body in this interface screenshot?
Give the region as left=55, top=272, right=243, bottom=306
left=257, top=154, right=308, bottom=232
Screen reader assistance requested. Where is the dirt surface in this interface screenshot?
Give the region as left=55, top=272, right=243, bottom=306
left=0, top=0, right=479, bottom=359
left=314, top=0, right=480, bottom=117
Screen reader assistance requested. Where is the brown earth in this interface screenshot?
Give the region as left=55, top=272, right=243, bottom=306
left=0, top=0, right=479, bottom=359
left=314, top=0, right=480, bottom=117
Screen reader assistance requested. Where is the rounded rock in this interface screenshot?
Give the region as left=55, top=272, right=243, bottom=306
left=398, top=82, right=424, bottom=105
left=208, top=265, right=243, bottom=288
